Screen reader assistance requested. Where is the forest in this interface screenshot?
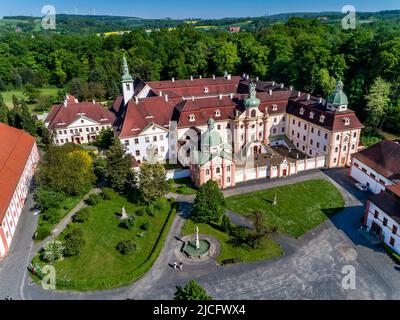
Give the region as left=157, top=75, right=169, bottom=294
left=0, top=16, right=400, bottom=139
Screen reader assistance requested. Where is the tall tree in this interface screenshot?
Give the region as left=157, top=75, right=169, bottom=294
left=38, top=144, right=96, bottom=195
left=105, top=139, right=133, bottom=192
left=192, top=180, right=225, bottom=223
left=0, top=94, right=8, bottom=124
left=365, top=77, right=392, bottom=133
left=138, top=162, right=168, bottom=205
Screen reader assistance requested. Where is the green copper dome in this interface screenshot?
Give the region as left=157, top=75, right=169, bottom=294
left=327, top=80, right=348, bottom=106
left=244, top=82, right=260, bottom=108
left=201, top=117, right=222, bottom=147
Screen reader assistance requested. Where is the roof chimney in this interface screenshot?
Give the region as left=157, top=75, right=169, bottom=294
left=171, top=77, right=175, bottom=82
left=212, top=75, right=216, bottom=80
left=191, top=96, right=195, bottom=101
left=219, top=94, right=223, bottom=100
left=165, top=94, right=168, bottom=102
left=297, top=91, right=301, bottom=97
left=135, top=96, right=139, bottom=104
left=272, top=81, right=275, bottom=86
left=269, top=89, right=272, bottom=95
left=227, top=74, right=231, bottom=80
left=199, top=75, right=202, bottom=79
left=289, top=86, right=293, bottom=91
left=63, top=99, right=67, bottom=107
left=230, top=93, right=234, bottom=99
left=256, top=76, right=259, bottom=81
left=159, top=91, right=162, bottom=96
left=318, top=97, right=323, bottom=104
left=306, top=94, right=311, bottom=100
left=92, top=99, right=96, bottom=104
left=190, top=75, right=193, bottom=81
left=246, top=74, right=249, bottom=80
left=242, top=73, right=246, bottom=79
left=280, top=83, right=284, bottom=89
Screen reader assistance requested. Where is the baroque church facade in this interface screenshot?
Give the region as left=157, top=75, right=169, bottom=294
left=111, top=57, right=363, bottom=188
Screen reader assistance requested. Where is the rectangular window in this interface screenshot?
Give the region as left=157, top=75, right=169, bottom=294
left=134, top=138, right=139, bottom=144
left=292, top=119, right=295, bottom=125
left=153, top=136, right=157, bottom=142
left=161, top=146, right=165, bottom=152
left=374, top=210, right=379, bottom=218
left=383, top=218, right=388, bottom=226
left=311, top=127, right=314, bottom=133
left=390, top=237, right=395, bottom=246
left=145, top=137, right=150, bottom=143
left=323, top=145, right=327, bottom=152
left=159, top=135, right=164, bottom=141
left=393, top=225, right=398, bottom=234
left=325, top=133, right=328, bottom=139
left=135, top=150, right=140, bottom=156
left=125, top=140, right=129, bottom=146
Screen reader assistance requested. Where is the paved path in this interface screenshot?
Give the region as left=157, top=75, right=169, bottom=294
left=33, top=188, right=102, bottom=253
left=3, top=168, right=400, bottom=300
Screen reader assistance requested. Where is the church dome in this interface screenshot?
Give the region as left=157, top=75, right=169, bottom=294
left=244, top=82, right=260, bottom=108
left=201, top=117, right=222, bottom=147
left=327, top=81, right=348, bottom=106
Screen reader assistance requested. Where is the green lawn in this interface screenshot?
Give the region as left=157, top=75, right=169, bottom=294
left=169, top=177, right=197, bottom=195
left=225, top=180, right=345, bottom=238
left=2, top=87, right=59, bottom=106
left=182, top=219, right=283, bottom=263
left=32, top=193, right=176, bottom=291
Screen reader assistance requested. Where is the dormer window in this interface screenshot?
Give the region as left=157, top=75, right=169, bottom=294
left=189, top=114, right=195, bottom=122
left=204, top=87, right=209, bottom=93
left=309, top=112, right=315, bottom=119
left=272, top=104, right=278, bottom=111
left=343, top=117, right=350, bottom=125
left=215, top=110, right=221, bottom=117
left=319, top=115, right=325, bottom=123
left=300, top=107, right=305, bottom=115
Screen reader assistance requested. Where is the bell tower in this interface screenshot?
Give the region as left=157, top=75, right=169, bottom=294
left=121, top=55, right=134, bottom=105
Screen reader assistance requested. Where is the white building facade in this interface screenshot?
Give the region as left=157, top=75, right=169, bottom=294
left=0, top=124, right=39, bottom=259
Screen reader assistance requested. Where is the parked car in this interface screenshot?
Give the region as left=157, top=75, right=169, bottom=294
left=355, top=183, right=368, bottom=192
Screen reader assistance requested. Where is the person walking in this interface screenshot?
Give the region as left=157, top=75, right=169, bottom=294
left=173, top=261, right=177, bottom=270
left=179, top=262, right=183, bottom=271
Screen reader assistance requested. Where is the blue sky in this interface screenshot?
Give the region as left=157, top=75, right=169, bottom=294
left=0, top=0, right=399, bottom=19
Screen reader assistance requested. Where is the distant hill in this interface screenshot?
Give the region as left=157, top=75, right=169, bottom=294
left=1, top=9, right=399, bottom=34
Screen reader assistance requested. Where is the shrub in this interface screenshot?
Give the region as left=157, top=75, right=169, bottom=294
left=41, top=208, right=62, bottom=225
left=73, top=208, right=90, bottom=223
left=41, top=240, right=64, bottom=263
left=64, top=228, right=85, bottom=257
left=117, top=240, right=136, bottom=255
left=221, top=215, right=231, bottom=233
left=35, top=225, right=52, bottom=241
left=101, top=187, right=115, bottom=200
left=36, top=188, right=65, bottom=211
left=169, top=197, right=176, bottom=203
left=136, top=206, right=147, bottom=216
left=140, top=221, right=150, bottom=231
left=119, top=216, right=135, bottom=230
left=85, top=193, right=102, bottom=206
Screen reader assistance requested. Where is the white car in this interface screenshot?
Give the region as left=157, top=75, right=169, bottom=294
left=355, top=183, right=368, bottom=192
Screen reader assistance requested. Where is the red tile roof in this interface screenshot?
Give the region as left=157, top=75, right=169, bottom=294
left=0, top=123, right=36, bottom=224
left=353, top=139, right=400, bottom=180
left=118, top=96, right=175, bottom=138
left=113, top=76, right=364, bottom=137
left=46, top=101, right=116, bottom=129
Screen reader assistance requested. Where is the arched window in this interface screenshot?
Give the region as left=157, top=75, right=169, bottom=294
left=216, top=167, right=221, bottom=174
left=227, top=177, right=231, bottom=183
left=189, top=114, right=195, bottom=122
left=227, top=165, right=231, bottom=172
left=251, top=109, right=256, bottom=118
left=206, top=169, right=210, bottom=175
left=215, top=109, right=221, bottom=117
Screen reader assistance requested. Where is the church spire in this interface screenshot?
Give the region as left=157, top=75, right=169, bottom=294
left=121, top=55, right=134, bottom=105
